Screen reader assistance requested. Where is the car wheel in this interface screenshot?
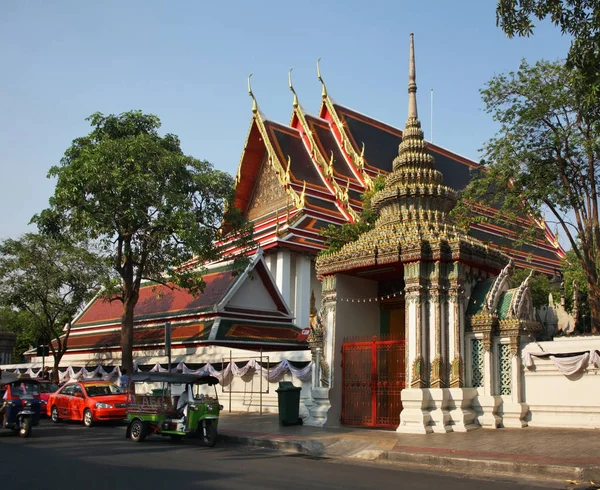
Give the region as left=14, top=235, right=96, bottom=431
left=130, top=419, right=146, bottom=442
left=51, top=406, right=60, bottom=423
left=19, top=418, right=32, bottom=438
left=83, top=409, right=93, bottom=427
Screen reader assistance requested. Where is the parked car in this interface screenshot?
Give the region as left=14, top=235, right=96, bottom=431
left=47, top=380, right=128, bottom=427
left=37, top=380, right=59, bottom=416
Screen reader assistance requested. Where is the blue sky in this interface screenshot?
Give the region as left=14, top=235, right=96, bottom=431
left=0, top=0, right=571, bottom=240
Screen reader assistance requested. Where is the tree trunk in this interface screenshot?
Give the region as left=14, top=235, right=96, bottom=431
left=121, top=294, right=137, bottom=375
left=588, top=281, right=600, bottom=334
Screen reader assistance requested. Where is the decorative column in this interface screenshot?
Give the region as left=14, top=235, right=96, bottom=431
left=398, top=278, right=433, bottom=434
left=305, top=295, right=330, bottom=427
left=478, top=331, right=501, bottom=428
left=500, top=332, right=528, bottom=428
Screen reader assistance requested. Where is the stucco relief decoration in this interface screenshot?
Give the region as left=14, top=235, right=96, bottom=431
left=247, top=159, right=290, bottom=220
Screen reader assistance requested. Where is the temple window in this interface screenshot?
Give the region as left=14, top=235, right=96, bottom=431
left=498, top=343, right=512, bottom=395
left=471, top=338, right=484, bottom=388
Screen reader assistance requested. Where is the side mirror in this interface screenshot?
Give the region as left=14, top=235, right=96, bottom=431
left=74, top=392, right=83, bottom=398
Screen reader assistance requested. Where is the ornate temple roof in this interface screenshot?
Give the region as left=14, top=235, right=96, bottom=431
left=231, top=49, right=564, bottom=274
left=316, top=34, right=509, bottom=278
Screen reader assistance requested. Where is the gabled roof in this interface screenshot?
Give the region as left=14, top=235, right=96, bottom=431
left=61, top=251, right=308, bottom=353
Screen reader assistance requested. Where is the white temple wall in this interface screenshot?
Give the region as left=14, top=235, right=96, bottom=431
left=326, top=273, right=379, bottom=426
left=522, top=337, right=600, bottom=429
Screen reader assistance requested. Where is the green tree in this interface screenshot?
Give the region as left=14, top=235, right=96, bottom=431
left=0, top=234, right=106, bottom=380
left=34, top=111, right=253, bottom=374
left=509, top=268, right=557, bottom=308
left=0, top=307, right=36, bottom=363
left=320, top=175, right=386, bottom=255
left=496, top=0, right=600, bottom=113
left=455, top=59, right=600, bottom=331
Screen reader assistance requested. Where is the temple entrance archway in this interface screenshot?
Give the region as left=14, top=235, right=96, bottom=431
left=341, top=336, right=406, bottom=428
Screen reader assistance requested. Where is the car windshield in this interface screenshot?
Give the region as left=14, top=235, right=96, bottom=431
left=10, top=382, right=40, bottom=398
left=85, top=384, right=122, bottom=396
left=39, top=382, right=59, bottom=393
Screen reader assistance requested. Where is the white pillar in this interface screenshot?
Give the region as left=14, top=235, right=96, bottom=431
left=264, top=253, right=276, bottom=277
left=275, top=250, right=291, bottom=307
left=295, top=255, right=312, bottom=329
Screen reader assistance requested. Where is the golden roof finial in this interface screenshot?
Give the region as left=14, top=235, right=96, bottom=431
left=248, top=73, right=258, bottom=114
left=554, top=224, right=560, bottom=247
left=317, top=58, right=328, bottom=99
left=285, top=155, right=291, bottom=185
left=408, top=33, right=418, bottom=120
left=288, top=68, right=299, bottom=108
left=327, top=151, right=335, bottom=177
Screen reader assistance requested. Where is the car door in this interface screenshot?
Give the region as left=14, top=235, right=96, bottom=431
left=69, top=384, right=85, bottom=421
left=57, top=384, right=74, bottom=419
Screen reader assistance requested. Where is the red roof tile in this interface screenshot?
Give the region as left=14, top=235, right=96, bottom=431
left=76, top=269, right=237, bottom=326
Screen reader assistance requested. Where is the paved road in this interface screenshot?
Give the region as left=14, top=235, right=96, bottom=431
left=0, top=420, right=563, bottom=490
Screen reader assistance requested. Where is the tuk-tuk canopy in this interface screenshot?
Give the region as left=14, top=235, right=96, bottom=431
left=130, top=372, right=219, bottom=386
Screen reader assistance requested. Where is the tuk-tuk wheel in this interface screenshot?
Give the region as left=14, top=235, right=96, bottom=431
left=201, top=421, right=217, bottom=447
left=130, top=419, right=147, bottom=442
left=19, top=418, right=32, bottom=438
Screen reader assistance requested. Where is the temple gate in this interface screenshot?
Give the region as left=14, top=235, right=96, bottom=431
left=341, top=336, right=406, bottom=428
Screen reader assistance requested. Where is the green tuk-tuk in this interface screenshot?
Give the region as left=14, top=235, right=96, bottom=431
left=125, top=372, right=222, bottom=446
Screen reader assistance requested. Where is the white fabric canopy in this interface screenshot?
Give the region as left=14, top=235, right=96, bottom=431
left=523, top=349, right=600, bottom=376
left=14, top=360, right=312, bottom=385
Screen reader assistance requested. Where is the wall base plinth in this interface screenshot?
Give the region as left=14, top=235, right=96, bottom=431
left=397, top=389, right=433, bottom=434
left=429, top=388, right=452, bottom=433
left=501, top=401, right=528, bottom=428
left=474, top=395, right=502, bottom=429
left=304, top=387, right=331, bottom=427
left=447, top=388, right=479, bottom=432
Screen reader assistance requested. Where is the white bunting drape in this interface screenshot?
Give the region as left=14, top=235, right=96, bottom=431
left=523, top=349, right=600, bottom=376
left=13, top=360, right=312, bottom=384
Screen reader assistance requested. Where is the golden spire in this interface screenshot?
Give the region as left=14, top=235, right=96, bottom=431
left=248, top=73, right=258, bottom=114
left=391, top=33, right=434, bottom=172
left=407, top=33, right=418, bottom=120
left=288, top=68, right=299, bottom=108
left=317, top=58, right=328, bottom=99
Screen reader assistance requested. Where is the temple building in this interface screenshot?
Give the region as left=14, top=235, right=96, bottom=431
left=14, top=34, right=598, bottom=432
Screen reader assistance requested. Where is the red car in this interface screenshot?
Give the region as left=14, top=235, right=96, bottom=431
left=37, top=380, right=59, bottom=417
left=47, top=380, right=128, bottom=427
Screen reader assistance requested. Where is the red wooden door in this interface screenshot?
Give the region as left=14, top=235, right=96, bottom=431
left=341, top=337, right=405, bottom=428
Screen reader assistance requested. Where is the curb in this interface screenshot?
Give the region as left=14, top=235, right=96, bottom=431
left=381, top=450, right=600, bottom=482
left=220, top=432, right=600, bottom=483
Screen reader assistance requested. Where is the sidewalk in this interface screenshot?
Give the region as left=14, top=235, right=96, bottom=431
left=219, top=412, right=600, bottom=485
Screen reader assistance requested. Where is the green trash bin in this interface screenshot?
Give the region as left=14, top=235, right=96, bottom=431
left=276, top=381, right=303, bottom=426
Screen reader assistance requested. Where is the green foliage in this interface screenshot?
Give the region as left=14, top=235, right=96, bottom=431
left=0, top=234, right=107, bottom=371
left=319, top=175, right=386, bottom=255
left=33, top=111, right=253, bottom=372
left=496, top=0, right=600, bottom=114
left=0, top=308, right=36, bottom=363
left=454, top=59, right=600, bottom=330
left=509, top=268, right=558, bottom=308
left=562, top=248, right=590, bottom=316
